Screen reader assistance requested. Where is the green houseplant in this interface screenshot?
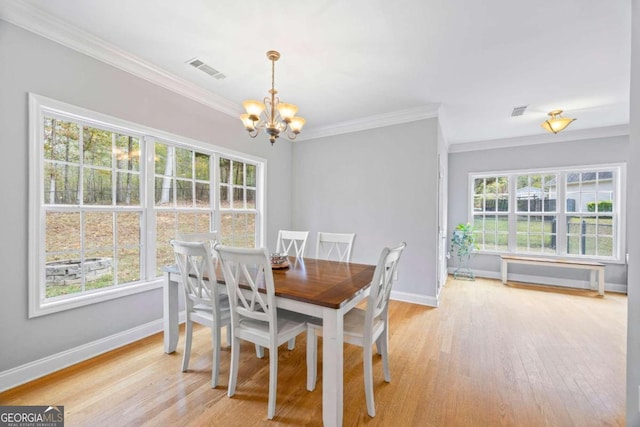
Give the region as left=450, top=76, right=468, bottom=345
left=451, top=223, right=476, bottom=280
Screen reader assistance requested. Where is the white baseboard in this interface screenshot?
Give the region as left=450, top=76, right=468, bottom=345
left=390, top=290, right=439, bottom=307
left=447, top=267, right=627, bottom=294
left=0, top=312, right=186, bottom=393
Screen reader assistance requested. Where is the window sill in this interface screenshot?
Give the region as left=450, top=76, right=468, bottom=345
left=29, top=278, right=164, bottom=318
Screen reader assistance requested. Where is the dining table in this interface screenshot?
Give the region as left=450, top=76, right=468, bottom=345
left=163, top=256, right=377, bottom=427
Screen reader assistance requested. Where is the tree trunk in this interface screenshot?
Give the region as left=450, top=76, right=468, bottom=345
left=49, top=118, right=57, bottom=204
left=125, top=136, right=133, bottom=205
left=159, top=146, right=174, bottom=204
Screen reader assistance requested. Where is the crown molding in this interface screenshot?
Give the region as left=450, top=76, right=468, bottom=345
left=0, top=0, right=241, bottom=117
left=448, top=124, right=630, bottom=153
left=297, top=104, right=441, bottom=141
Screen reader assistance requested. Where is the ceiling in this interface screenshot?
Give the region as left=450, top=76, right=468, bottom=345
left=0, top=0, right=632, bottom=146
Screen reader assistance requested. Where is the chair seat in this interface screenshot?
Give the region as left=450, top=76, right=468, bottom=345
left=237, top=309, right=308, bottom=345
left=191, top=297, right=231, bottom=324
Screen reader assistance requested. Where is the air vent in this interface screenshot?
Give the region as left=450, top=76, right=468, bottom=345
left=511, top=105, right=527, bottom=117
left=187, top=57, right=226, bottom=80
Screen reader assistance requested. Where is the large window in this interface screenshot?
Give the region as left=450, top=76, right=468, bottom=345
left=469, top=165, right=624, bottom=262
left=42, top=117, right=143, bottom=299
left=29, top=94, right=265, bottom=317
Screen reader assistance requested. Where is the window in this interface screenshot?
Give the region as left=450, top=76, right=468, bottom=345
left=154, top=142, right=213, bottom=274
left=218, top=157, right=258, bottom=247
left=469, top=165, right=624, bottom=262
left=29, top=94, right=265, bottom=317
left=515, top=173, right=556, bottom=254
left=42, top=118, right=143, bottom=300
left=472, top=176, right=509, bottom=251
left=565, top=171, right=614, bottom=257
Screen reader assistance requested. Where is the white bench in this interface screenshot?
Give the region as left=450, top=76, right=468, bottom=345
left=500, top=255, right=605, bottom=296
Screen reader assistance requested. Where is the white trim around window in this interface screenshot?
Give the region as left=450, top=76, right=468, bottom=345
left=28, top=93, right=266, bottom=317
left=468, top=163, right=626, bottom=264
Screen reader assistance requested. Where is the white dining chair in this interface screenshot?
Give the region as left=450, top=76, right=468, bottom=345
left=315, top=232, right=356, bottom=262
left=276, top=230, right=309, bottom=257
left=214, top=244, right=310, bottom=420
left=306, top=241, right=407, bottom=417
left=170, top=239, right=231, bottom=388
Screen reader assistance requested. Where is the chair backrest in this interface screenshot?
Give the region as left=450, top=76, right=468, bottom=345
left=176, top=231, right=218, bottom=253
left=365, top=242, right=407, bottom=327
left=170, top=240, right=222, bottom=311
left=316, top=232, right=356, bottom=262
left=275, top=230, right=309, bottom=257
left=214, top=245, right=277, bottom=331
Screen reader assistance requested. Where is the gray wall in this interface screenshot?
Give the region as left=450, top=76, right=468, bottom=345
left=627, top=1, right=640, bottom=423
left=291, top=119, right=439, bottom=301
left=0, top=22, right=292, bottom=372
left=448, top=135, right=630, bottom=289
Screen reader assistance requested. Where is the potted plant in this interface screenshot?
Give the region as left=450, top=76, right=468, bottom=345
left=451, top=223, right=476, bottom=280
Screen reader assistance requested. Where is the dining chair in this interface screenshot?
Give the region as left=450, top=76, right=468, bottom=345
left=315, top=232, right=356, bottom=262
left=214, top=244, right=310, bottom=420
left=170, top=239, right=231, bottom=388
left=276, top=230, right=309, bottom=257
left=306, top=241, right=407, bottom=417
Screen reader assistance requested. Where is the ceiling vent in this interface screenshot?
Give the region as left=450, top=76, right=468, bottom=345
left=511, top=105, right=527, bottom=117
left=187, top=58, right=226, bottom=80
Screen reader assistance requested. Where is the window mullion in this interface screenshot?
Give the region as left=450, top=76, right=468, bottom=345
left=556, top=173, right=567, bottom=256
left=144, top=136, right=156, bottom=279
left=507, top=174, right=517, bottom=252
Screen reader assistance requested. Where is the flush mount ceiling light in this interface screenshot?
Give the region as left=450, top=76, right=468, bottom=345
left=240, top=50, right=306, bottom=145
left=541, top=109, right=576, bottom=134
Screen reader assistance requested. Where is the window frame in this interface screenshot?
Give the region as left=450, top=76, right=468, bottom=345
left=468, top=163, right=626, bottom=264
left=29, top=93, right=266, bottom=317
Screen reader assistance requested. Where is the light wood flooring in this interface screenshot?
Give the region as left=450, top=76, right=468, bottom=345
left=0, top=277, right=626, bottom=426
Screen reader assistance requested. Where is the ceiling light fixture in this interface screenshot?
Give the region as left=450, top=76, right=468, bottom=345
left=541, top=110, right=576, bottom=134
left=240, top=50, right=306, bottom=145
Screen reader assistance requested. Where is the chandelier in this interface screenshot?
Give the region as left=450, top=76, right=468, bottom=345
left=240, top=50, right=306, bottom=145
left=541, top=110, right=576, bottom=134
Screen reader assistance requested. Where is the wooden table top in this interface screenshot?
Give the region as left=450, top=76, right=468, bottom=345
left=168, top=256, right=377, bottom=310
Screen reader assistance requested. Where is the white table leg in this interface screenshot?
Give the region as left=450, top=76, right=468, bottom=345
left=322, top=307, right=344, bottom=427
left=598, top=268, right=605, bottom=296
left=163, top=272, right=179, bottom=353
left=501, top=259, right=508, bottom=284
left=590, top=270, right=596, bottom=291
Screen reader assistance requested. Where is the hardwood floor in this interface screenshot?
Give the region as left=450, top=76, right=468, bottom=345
left=0, top=277, right=626, bottom=426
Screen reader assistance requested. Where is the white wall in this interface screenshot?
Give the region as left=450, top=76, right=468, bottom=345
left=0, top=21, right=293, bottom=373
left=448, top=135, right=630, bottom=291
left=626, top=1, right=640, bottom=422
left=291, top=119, right=439, bottom=305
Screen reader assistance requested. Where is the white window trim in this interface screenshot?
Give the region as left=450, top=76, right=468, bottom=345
left=29, top=93, right=266, bottom=317
left=468, top=163, right=626, bottom=264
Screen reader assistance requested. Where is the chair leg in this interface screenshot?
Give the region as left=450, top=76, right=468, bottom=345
left=211, top=325, right=221, bottom=388
left=379, top=327, right=391, bottom=383
left=287, top=337, right=296, bottom=350
left=228, top=335, right=240, bottom=397
left=306, top=325, right=318, bottom=391
left=267, top=344, right=278, bottom=420
left=182, top=316, right=193, bottom=372
left=255, top=344, right=264, bottom=358
left=226, top=324, right=232, bottom=347
left=363, top=344, right=376, bottom=417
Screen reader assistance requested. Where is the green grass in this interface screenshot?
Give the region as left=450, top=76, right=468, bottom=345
left=474, top=215, right=613, bottom=256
